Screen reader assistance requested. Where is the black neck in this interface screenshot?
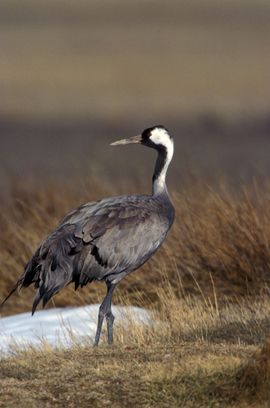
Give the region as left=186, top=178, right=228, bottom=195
left=152, top=145, right=168, bottom=195
left=152, top=145, right=167, bottom=182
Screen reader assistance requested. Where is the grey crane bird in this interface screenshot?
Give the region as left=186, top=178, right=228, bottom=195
left=2, top=125, right=175, bottom=345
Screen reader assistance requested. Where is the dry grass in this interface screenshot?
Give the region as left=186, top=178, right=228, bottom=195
left=1, top=177, right=270, bottom=406
left=1, top=177, right=270, bottom=315
left=0, top=293, right=270, bottom=407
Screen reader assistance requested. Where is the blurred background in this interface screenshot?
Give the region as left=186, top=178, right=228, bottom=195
left=1, top=0, right=270, bottom=190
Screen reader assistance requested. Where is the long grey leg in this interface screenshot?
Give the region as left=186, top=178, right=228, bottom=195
left=106, top=311, right=115, bottom=345
left=94, top=282, right=116, bottom=346
left=94, top=309, right=105, bottom=346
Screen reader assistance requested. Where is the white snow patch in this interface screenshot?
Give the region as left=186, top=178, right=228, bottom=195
left=0, top=305, right=152, bottom=357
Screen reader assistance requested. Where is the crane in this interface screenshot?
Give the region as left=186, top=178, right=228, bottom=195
left=2, top=125, right=175, bottom=346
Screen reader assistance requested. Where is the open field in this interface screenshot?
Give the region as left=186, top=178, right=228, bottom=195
left=1, top=0, right=270, bottom=120
left=0, top=322, right=270, bottom=408
left=1, top=177, right=270, bottom=406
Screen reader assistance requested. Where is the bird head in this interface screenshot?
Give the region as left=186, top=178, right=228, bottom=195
left=110, top=125, right=173, bottom=152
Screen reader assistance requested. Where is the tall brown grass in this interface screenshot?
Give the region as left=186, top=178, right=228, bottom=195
left=1, top=176, right=270, bottom=316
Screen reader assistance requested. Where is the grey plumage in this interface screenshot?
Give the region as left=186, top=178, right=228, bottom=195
left=2, top=125, right=175, bottom=345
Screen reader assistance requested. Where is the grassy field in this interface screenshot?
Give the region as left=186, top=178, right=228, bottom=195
left=0, top=316, right=269, bottom=407
left=0, top=177, right=270, bottom=406
left=1, top=0, right=270, bottom=120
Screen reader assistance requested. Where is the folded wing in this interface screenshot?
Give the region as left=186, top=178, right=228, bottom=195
left=16, top=196, right=170, bottom=313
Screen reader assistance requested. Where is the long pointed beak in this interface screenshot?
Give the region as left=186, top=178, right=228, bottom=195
left=110, top=135, right=142, bottom=146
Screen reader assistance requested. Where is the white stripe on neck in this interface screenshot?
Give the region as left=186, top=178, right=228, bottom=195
left=153, top=140, right=174, bottom=196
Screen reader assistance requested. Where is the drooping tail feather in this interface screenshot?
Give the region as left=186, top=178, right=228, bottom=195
left=1, top=223, right=92, bottom=314
left=32, top=290, right=42, bottom=315
left=28, top=224, right=82, bottom=314
left=0, top=279, right=23, bottom=308
left=31, top=282, right=63, bottom=315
